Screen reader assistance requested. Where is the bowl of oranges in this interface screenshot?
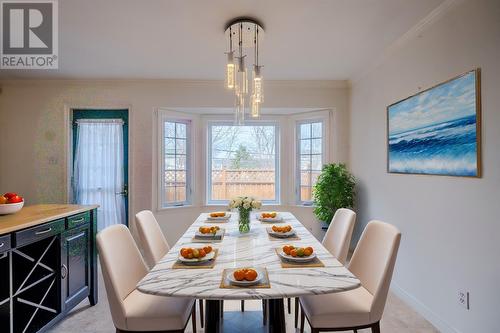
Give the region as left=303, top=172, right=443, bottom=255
left=179, top=246, right=215, bottom=264
left=259, top=211, right=282, bottom=222
left=196, top=226, right=222, bottom=238
left=0, top=192, right=24, bottom=215
left=268, top=225, right=295, bottom=238
left=227, top=268, right=262, bottom=286
left=207, top=211, right=230, bottom=221
left=279, top=245, right=316, bottom=262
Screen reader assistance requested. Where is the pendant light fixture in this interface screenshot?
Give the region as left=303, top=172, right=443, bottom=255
left=225, top=18, right=264, bottom=123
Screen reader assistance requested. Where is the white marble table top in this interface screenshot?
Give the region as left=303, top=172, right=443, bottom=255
left=137, top=212, right=360, bottom=300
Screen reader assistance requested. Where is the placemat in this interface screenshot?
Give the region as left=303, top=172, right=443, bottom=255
left=172, top=249, right=219, bottom=269
left=274, top=248, right=325, bottom=268
left=220, top=267, right=271, bottom=289
left=191, top=229, right=225, bottom=243
left=266, top=227, right=301, bottom=241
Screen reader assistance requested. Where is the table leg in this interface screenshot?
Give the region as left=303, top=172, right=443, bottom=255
left=204, top=300, right=221, bottom=333
left=267, top=298, right=286, bottom=333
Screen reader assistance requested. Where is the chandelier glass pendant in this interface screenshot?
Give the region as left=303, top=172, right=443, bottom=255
left=225, top=18, right=264, bottom=124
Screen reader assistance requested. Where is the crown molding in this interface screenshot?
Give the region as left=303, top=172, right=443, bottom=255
left=0, top=78, right=349, bottom=89
left=349, top=0, right=463, bottom=86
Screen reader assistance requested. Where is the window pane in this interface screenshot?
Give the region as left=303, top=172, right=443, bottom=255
left=300, top=186, right=312, bottom=202
left=175, top=170, right=186, bottom=184
left=165, top=122, right=175, bottom=137
left=311, top=171, right=321, bottom=185
left=300, top=155, right=310, bottom=170
left=311, top=155, right=322, bottom=170
left=175, top=186, right=186, bottom=202
left=165, top=154, right=175, bottom=170
left=165, top=138, right=175, bottom=154
left=300, top=123, right=311, bottom=139
left=300, top=139, right=311, bottom=154
left=165, top=186, right=175, bottom=202
left=176, top=138, right=186, bottom=154
left=300, top=171, right=311, bottom=186
left=210, top=124, right=277, bottom=201
left=311, top=138, right=322, bottom=154
left=176, top=122, right=186, bottom=138
left=311, top=122, right=322, bottom=138
left=175, top=155, right=186, bottom=169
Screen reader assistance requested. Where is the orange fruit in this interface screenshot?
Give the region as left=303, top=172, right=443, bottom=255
left=180, top=248, right=189, bottom=258
left=244, top=269, right=258, bottom=281
left=203, top=246, right=212, bottom=254
left=234, top=270, right=245, bottom=281
left=290, top=249, right=297, bottom=257
left=303, top=248, right=312, bottom=256
left=199, top=249, right=206, bottom=258
left=305, top=247, right=313, bottom=254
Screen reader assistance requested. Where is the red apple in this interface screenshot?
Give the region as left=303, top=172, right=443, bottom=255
left=4, top=192, right=17, bottom=199
left=8, top=195, right=23, bottom=204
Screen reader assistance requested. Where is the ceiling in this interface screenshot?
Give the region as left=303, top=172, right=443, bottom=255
left=0, top=0, right=444, bottom=80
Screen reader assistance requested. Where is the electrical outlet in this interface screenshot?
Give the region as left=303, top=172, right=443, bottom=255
left=458, top=291, right=470, bottom=310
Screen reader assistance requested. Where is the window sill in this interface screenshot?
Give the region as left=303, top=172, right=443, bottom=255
left=157, top=204, right=194, bottom=211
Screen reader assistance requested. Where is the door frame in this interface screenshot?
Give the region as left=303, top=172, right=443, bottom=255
left=63, top=104, right=133, bottom=227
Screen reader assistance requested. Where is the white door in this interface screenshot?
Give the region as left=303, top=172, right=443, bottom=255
left=73, top=120, right=126, bottom=231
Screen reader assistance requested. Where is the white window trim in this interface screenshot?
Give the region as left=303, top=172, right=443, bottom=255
left=291, top=110, right=332, bottom=206
left=156, top=109, right=196, bottom=210
left=205, top=118, right=281, bottom=206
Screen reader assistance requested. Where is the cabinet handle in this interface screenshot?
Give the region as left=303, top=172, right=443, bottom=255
left=66, top=232, right=85, bottom=242
left=61, top=264, right=68, bottom=279
left=0, top=242, right=4, bottom=248
left=35, top=227, right=52, bottom=235
left=72, top=217, right=85, bottom=223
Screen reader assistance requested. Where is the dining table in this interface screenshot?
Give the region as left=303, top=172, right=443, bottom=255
left=137, top=212, right=361, bottom=333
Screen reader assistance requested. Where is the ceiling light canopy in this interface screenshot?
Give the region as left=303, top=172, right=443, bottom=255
left=224, top=18, right=264, bottom=124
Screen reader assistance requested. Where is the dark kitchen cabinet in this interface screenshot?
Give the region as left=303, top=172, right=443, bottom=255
left=0, top=205, right=98, bottom=333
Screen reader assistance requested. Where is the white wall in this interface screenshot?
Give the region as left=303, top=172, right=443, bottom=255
left=0, top=79, right=349, bottom=243
left=349, top=0, right=500, bottom=332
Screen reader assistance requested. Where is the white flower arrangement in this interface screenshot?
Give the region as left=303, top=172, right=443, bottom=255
left=228, top=196, right=262, bottom=210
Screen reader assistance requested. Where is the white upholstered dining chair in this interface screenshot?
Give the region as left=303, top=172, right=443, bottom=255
left=97, top=224, right=196, bottom=333
left=135, top=210, right=204, bottom=328
left=294, top=208, right=357, bottom=327
left=299, top=220, right=401, bottom=333
left=322, top=208, right=357, bottom=265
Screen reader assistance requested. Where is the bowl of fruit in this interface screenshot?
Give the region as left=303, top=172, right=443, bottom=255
left=0, top=192, right=24, bottom=215
left=278, top=245, right=316, bottom=262
left=196, top=226, right=223, bottom=238
left=207, top=211, right=230, bottom=221
left=258, top=211, right=283, bottom=223
left=179, top=246, right=215, bottom=264
left=268, top=225, right=295, bottom=238
left=227, top=268, right=262, bottom=286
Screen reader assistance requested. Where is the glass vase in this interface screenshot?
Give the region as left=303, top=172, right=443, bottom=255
left=238, top=208, right=251, bottom=233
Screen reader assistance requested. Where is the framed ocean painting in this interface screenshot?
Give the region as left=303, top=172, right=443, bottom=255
left=387, top=69, right=481, bottom=177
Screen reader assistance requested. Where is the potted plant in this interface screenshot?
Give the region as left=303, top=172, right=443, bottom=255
left=313, top=163, right=355, bottom=225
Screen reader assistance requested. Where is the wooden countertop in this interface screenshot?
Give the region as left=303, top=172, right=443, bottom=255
left=0, top=204, right=98, bottom=235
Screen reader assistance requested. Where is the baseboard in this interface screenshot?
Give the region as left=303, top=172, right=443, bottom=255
left=391, top=283, right=460, bottom=333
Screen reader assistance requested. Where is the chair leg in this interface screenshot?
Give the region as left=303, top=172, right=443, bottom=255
left=300, top=308, right=305, bottom=333
left=262, top=299, right=267, bottom=325
left=287, top=297, right=291, bottom=314
left=220, top=300, right=224, bottom=318
left=294, top=297, right=299, bottom=328
left=199, top=300, right=204, bottom=328
left=191, top=305, right=196, bottom=333
left=241, top=300, right=245, bottom=312
left=371, top=322, right=381, bottom=333
left=354, top=330, right=358, bottom=333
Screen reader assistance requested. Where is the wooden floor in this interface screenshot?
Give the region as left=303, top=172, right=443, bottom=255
left=49, top=266, right=438, bottom=333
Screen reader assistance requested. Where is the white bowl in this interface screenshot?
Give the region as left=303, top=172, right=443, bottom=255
left=0, top=201, right=24, bottom=215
